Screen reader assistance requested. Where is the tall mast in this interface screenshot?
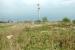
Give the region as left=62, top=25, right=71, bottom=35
left=37, top=0, right=40, bottom=20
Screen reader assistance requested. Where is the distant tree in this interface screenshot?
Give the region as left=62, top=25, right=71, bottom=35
left=8, top=20, right=13, bottom=23
left=72, top=20, right=75, bottom=24
left=24, top=20, right=32, bottom=23
left=62, top=17, right=70, bottom=23
left=34, top=20, right=41, bottom=24
left=42, top=17, right=48, bottom=22
left=0, top=21, right=7, bottom=23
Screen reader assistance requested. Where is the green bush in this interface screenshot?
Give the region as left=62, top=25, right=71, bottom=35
left=62, top=17, right=70, bottom=23
left=42, top=17, right=48, bottom=22
left=72, top=20, right=75, bottom=24
left=34, top=20, right=41, bottom=24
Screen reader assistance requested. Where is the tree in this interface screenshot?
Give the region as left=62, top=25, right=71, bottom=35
left=34, top=19, right=41, bottom=24
left=72, top=20, right=75, bottom=24
left=62, top=17, right=70, bottom=23
left=42, top=17, right=48, bottom=22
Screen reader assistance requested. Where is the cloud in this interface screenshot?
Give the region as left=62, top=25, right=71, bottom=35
left=46, top=0, right=75, bottom=8
left=0, top=0, right=75, bottom=10
left=60, top=0, right=75, bottom=6
left=0, top=0, right=75, bottom=19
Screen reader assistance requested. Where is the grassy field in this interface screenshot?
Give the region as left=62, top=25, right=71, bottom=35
left=0, top=23, right=75, bottom=50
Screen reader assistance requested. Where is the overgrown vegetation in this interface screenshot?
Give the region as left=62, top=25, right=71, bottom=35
left=0, top=22, right=75, bottom=50
left=0, top=17, right=75, bottom=50
left=16, top=24, right=75, bottom=50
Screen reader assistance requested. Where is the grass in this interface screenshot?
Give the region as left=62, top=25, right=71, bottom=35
left=0, top=23, right=75, bottom=50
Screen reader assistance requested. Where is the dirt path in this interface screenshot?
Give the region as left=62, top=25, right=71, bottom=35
left=7, top=24, right=25, bottom=36
left=5, top=23, right=44, bottom=40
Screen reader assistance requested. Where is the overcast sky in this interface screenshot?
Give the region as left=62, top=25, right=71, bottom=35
left=0, top=0, right=75, bottom=21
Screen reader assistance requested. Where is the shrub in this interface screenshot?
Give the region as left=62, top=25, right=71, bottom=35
left=72, top=20, right=75, bottom=24
left=42, top=17, right=48, bottom=23
left=34, top=20, right=41, bottom=24
left=62, top=17, right=70, bottom=23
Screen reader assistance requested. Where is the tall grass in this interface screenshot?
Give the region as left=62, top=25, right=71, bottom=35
left=0, top=23, right=75, bottom=50
left=16, top=24, right=75, bottom=50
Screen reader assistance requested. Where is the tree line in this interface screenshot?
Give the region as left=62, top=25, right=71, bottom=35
left=35, top=16, right=75, bottom=24
left=0, top=16, right=75, bottom=24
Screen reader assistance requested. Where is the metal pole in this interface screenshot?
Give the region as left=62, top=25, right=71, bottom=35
left=37, top=0, right=40, bottom=20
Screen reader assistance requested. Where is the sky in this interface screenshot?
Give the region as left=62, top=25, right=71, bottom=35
left=0, top=0, right=75, bottom=21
